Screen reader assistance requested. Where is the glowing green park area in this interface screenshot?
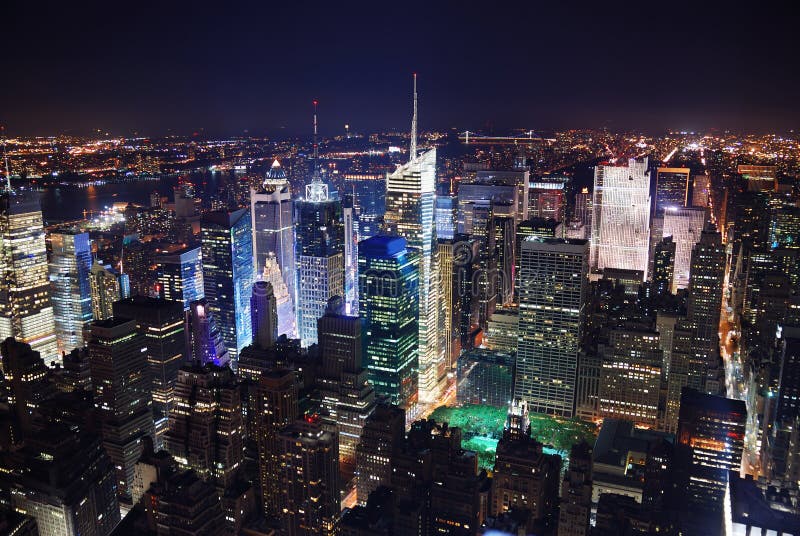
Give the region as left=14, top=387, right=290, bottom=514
left=429, top=405, right=598, bottom=470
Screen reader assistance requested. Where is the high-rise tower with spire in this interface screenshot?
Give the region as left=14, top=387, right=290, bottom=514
left=384, top=74, right=445, bottom=404
left=295, top=101, right=345, bottom=347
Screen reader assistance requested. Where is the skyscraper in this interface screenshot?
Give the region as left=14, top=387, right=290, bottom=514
left=654, top=167, right=690, bottom=215
left=250, top=159, right=296, bottom=336
left=294, top=197, right=345, bottom=347
left=255, top=368, right=298, bottom=518
left=355, top=403, right=405, bottom=505
left=384, top=75, right=444, bottom=403
left=558, top=442, right=593, bottom=536
left=0, top=189, right=58, bottom=365
left=261, top=252, right=294, bottom=338
left=201, top=208, right=254, bottom=363
left=112, top=296, right=185, bottom=450
left=0, top=338, right=55, bottom=436
left=1, top=424, right=120, bottom=536
left=48, top=230, right=93, bottom=354
left=87, top=317, right=154, bottom=502
left=590, top=158, right=652, bottom=277
left=515, top=237, right=588, bottom=417
left=343, top=193, right=358, bottom=314
left=317, top=299, right=375, bottom=476
left=89, top=260, right=130, bottom=322
left=164, top=362, right=244, bottom=488
left=677, top=388, right=746, bottom=510
left=358, top=236, right=419, bottom=409
left=662, top=206, right=707, bottom=292
left=277, top=415, right=340, bottom=536
left=687, top=225, right=726, bottom=356
left=599, top=328, right=662, bottom=428
left=184, top=298, right=229, bottom=365
left=250, top=281, right=278, bottom=349
left=652, top=235, right=676, bottom=296
left=155, top=245, right=204, bottom=310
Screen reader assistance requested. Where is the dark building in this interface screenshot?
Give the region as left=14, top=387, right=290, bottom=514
left=456, top=348, right=515, bottom=407
left=277, top=415, right=340, bottom=536
left=0, top=424, right=120, bottom=536
left=112, top=296, right=185, bottom=450
left=0, top=338, right=54, bottom=436
left=557, top=441, right=593, bottom=536
left=87, top=318, right=154, bottom=503
left=355, top=403, right=405, bottom=505
left=491, top=400, right=561, bottom=532
left=164, top=362, right=244, bottom=488
left=676, top=388, right=746, bottom=525
left=142, top=469, right=226, bottom=535
left=652, top=235, right=676, bottom=296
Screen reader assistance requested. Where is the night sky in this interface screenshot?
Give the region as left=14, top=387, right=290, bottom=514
left=4, top=2, right=799, bottom=137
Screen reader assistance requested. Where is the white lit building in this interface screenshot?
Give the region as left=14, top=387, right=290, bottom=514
left=662, top=206, right=707, bottom=292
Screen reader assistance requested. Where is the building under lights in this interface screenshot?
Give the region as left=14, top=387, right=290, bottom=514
left=250, top=159, right=297, bottom=336
left=294, top=177, right=345, bottom=347
left=0, top=189, right=59, bottom=365
left=201, top=208, right=254, bottom=363
left=662, top=206, right=707, bottom=292
left=89, top=259, right=130, bottom=322
left=384, top=78, right=445, bottom=403
left=515, top=237, right=588, bottom=417
left=590, top=158, right=652, bottom=278
left=47, top=230, right=93, bottom=355
left=654, top=167, right=690, bottom=215
left=358, top=235, right=419, bottom=410
left=155, top=245, right=204, bottom=310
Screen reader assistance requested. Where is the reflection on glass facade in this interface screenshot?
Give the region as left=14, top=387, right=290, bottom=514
left=358, top=236, right=419, bottom=409
left=48, top=230, right=93, bottom=354
left=156, top=245, right=205, bottom=310
left=0, top=189, right=58, bottom=365
left=201, top=208, right=254, bottom=363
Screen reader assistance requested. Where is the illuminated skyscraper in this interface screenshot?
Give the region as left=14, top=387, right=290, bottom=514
left=164, top=362, right=244, bottom=488
left=317, top=298, right=375, bottom=476
left=155, top=245, right=204, bottom=310
left=260, top=253, right=294, bottom=338
left=358, top=236, right=419, bottom=409
left=112, top=296, right=185, bottom=450
left=652, top=235, right=676, bottom=296
left=0, top=189, right=58, bottom=365
left=201, top=208, right=254, bottom=363
left=294, top=188, right=344, bottom=347
left=590, top=158, right=651, bottom=277
left=599, top=328, right=662, bottom=428
left=655, top=167, right=690, bottom=215
left=185, top=298, right=229, bottom=366
left=276, top=416, right=340, bottom=536
left=343, top=193, right=358, bottom=313
left=48, top=230, right=93, bottom=354
left=250, top=159, right=296, bottom=336
left=515, top=237, right=588, bottom=417
left=87, top=317, right=154, bottom=502
left=687, top=225, right=725, bottom=355
left=662, top=206, right=706, bottom=292
left=89, top=260, right=130, bottom=322
left=384, top=75, right=444, bottom=402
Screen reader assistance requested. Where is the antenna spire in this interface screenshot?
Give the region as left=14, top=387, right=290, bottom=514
left=2, top=128, right=10, bottom=192
left=312, top=100, right=320, bottom=182
left=410, top=73, right=417, bottom=162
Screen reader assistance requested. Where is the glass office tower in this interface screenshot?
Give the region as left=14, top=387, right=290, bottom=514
left=48, top=230, right=93, bottom=354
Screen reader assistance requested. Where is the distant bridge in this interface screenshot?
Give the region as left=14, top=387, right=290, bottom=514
left=458, top=130, right=556, bottom=145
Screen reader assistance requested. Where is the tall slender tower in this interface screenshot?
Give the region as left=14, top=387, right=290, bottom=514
left=0, top=188, right=58, bottom=365
left=250, top=159, right=296, bottom=337
left=384, top=74, right=444, bottom=404
left=48, top=230, right=93, bottom=354
left=295, top=102, right=345, bottom=347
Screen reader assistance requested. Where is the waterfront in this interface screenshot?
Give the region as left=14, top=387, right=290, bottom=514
left=38, top=171, right=239, bottom=224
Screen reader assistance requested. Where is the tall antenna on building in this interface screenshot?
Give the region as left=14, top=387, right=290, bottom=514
left=305, top=100, right=329, bottom=202
left=312, top=99, right=320, bottom=182
left=410, top=73, right=417, bottom=162
left=2, top=127, right=11, bottom=192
